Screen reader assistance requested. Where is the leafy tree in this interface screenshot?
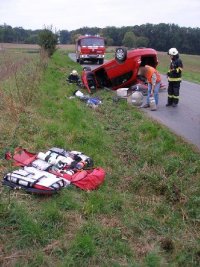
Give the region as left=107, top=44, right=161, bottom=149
left=59, top=30, right=71, bottom=44
left=102, top=26, right=121, bottom=46
left=13, top=27, right=28, bottom=43
left=0, top=24, right=14, bottom=42
left=70, top=33, right=82, bottom=44
left=122, top=31, right=137, bottom=48
left=24, top=34, right=38, bottom=44
left=37, top=27, right=58, bottom=57
left=1, top=23, right=200, bottom=55
left=105, top=36, right=114, bottom=46
left=136, top=36, right=149, bottom=48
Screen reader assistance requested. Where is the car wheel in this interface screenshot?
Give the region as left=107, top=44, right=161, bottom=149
left=115, top=47, right=127, bottom=63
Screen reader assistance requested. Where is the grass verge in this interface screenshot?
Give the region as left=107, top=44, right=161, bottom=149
left=0, top=50, right=200, bottom=267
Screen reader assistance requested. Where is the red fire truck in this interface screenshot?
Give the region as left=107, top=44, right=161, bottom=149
left=75, top=35, right=105, bottom=65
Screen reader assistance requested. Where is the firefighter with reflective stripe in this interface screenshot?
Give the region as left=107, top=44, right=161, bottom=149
left=166, top=48, right=183, bottom=107
left=139, top=65, right=161, bottom=110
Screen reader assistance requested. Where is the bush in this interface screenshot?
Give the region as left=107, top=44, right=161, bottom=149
left=38, top=27, right=58, bottom=57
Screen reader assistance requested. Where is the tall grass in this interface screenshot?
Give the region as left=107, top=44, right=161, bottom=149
left=157, top=51, right=200, bottom=83
left=0, top=48, right=48, bottom=153
left=0, top=50, right=200, bottom=267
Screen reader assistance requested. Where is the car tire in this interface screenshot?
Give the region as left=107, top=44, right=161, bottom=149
left=115, top=47, right=127, bottom=63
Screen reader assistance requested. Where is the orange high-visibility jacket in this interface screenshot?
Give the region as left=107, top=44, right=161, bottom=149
left=145, top=65, right=161, bottom=84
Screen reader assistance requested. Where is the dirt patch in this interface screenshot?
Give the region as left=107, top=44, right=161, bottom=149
left=97, top=214, right=123, bottom=228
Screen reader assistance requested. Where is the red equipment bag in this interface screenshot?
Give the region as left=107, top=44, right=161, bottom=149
left=70, top=168, right=106, bottom=190
left=5, top=147, right=37, bottom=166
left=49, top=168, right=106, bottom=191
left=3, top=147, right=106, bottom=192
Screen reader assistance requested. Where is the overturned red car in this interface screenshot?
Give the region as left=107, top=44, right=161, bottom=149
left=81, top=47, right=165, bottom=94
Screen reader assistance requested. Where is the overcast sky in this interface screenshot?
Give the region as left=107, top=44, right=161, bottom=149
left=0, top=0, right=199, bottom=31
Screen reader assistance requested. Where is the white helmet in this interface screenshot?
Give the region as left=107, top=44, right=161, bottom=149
left=168, top=48, right=178, bottom=56
left=72, top=70, right=78, bottom=75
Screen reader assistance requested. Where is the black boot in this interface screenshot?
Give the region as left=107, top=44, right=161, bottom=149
left=172, top=99, right=178, bottom=107
left=166, top=97, right=173, bottom=107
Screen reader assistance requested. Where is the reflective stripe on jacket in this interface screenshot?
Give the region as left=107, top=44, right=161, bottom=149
left=168, top=57, right=183, bottom=82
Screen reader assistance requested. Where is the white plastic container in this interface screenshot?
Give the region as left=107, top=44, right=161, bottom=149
left=149, top=96, right=157, bottom=111
left=116, top=88, right=129, bottom=98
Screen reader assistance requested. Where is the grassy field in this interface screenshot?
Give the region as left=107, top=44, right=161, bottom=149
left=1, top=43, right=200, bottom=83
left=0, top=44, right=41, bottom=81
left=0, top=46, right=200, bottom=267
left=157, top=52, right=200, bottom=84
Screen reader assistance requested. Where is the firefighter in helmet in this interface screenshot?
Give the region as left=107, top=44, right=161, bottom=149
left=166, top=48, right=183, bottom=107
left=67, top=70, right=80, bottom=85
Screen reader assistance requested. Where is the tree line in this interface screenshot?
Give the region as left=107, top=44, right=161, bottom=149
left=1, top=23, right=200, bottom=55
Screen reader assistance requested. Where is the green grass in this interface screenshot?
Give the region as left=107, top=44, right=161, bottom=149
left=0, top=50, right=200, bottom=267
left=157, top=51, right=200, bottom=84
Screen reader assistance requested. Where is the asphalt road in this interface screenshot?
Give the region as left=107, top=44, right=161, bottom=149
left=68, top=53, right=200, bottom=151
left=141, top=75, right=200, bottom=151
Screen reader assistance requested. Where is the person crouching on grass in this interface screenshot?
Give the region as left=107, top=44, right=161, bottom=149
left=139, top=65, right=161, bottom=110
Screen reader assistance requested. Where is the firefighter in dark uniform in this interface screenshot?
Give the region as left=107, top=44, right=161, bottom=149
left=67, top=70, right=81, bottom=85
left=166, top=48, right=183, bottom=107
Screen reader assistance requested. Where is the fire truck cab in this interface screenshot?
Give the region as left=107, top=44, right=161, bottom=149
left=75, top=35, right=105, bottom=65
